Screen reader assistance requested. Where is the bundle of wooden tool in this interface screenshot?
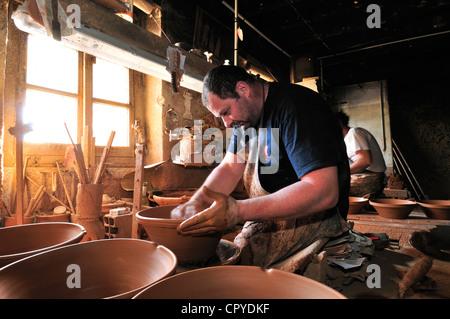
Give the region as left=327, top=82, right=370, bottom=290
left=64, top=123, right=115, bottom=186
left=64, top=124, right=116, bottom=241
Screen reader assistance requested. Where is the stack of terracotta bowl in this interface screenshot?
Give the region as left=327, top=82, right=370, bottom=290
left=0, top=222, right=86, bottom=268
left=136, top=205, right=221, bottom=263
left=133, top=266, right=346, bottom=299
left=418, top=200, right=450, bottom=220
left=0, top=239, right=177, bottom=299
left=348, top=197, right=369, bottom=214
left=369, top=198, right=417, bottom=219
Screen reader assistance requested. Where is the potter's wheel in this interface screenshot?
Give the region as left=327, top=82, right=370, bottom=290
left=177, top=239, right=241, bottom=273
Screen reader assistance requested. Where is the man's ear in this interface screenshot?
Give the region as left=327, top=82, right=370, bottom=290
left=235, top=81, right=250, bottom=98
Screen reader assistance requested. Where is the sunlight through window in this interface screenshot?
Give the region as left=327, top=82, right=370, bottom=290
left=24, top=35, right=131, bottom=147
left=24, top=35, right=78, bottom=143
left=93, top=58, right=129, bottom=104
left=23, top=89, right=78, bottom=144
left=26, top=35, right=78, bottom=93
left=93, top=103, right=129, bottom=147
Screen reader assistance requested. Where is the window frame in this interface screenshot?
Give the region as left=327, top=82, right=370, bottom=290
left=23, top=35, right=135, bottom=165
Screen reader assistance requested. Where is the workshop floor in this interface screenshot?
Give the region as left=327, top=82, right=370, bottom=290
left=329, top=246, right=450, bottom=299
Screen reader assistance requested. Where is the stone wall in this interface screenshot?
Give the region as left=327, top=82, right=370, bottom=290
left=388, top=77, right=450, bottom=199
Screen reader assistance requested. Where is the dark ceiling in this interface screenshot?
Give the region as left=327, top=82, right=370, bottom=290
left=159, top=0, right=450, bottom=90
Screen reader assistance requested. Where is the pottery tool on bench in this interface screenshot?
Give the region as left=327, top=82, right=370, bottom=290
left=26, top=175, right=71, bottom=212
left=24, top=185, right=45, bottom=217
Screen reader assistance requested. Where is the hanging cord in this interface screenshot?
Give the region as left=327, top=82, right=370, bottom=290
left=148, top=11, right=172, bottom=44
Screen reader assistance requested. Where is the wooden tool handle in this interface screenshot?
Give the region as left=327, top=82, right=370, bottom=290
left=93, top=131, right=115, bottom=184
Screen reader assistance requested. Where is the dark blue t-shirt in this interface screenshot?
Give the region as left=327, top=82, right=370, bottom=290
left=228, top=82, right=350, bottom=218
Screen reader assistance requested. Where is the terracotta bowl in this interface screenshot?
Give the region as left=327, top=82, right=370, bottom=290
left=0, top=239, right=177, bottom=299
left=133, top=266, right=346, bottom=299
left=149, top=190, right=196, bottom=207
left=36, top=212, right=71, bottom=223
left=3, top=216, right=35, bottom=227
left=136, top=205, right=221, bottom=263
left=348, top=197, right=369, bottom=214
left=418, top=200, right=450, bottom=220
left=369, top=198, right=416, bottom=219
left=0, top=222, right=86, bottom=268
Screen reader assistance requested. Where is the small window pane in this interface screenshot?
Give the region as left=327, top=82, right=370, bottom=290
left=93, top=103, right=129, bottom=147
left=23, top=90, right=78, bottom=144
left=93, top=58, right=129, bottom=104
left=26, top=35, right=78, bottom=93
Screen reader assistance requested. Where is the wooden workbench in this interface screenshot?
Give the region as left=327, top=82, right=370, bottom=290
left=348, top=207, right=450, bottom=246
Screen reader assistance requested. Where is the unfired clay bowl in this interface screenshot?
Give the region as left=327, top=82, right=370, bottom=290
left=0, top=222, right=86, bottom=268
left=369, top=198, right=416, bottom=219
left=133, top=266, right=346, bottom=299
left=0, top=239, right=177, bottom=299
left=348, top=197, right=369, bottom=214
left=136, top=205, right=221, bottom=263
left=418, top=200, right=450, bottom=220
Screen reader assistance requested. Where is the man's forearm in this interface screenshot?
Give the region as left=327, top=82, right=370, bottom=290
left=350, top=150, right=372, bottom=174
left=191, top=153, right=245, bottom=205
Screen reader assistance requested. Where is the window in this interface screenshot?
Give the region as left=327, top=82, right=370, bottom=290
left=24, top=34, right=132, bottom=153
left=92, top=58, right=130, bottom=147
left=24, top=35, right=79, bottom=144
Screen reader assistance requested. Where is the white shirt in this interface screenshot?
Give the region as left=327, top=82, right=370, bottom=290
left=344, top=127, right=386, bottom=173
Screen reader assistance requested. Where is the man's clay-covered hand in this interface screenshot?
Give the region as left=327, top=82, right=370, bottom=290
left=170, top=197, right=209, bottom=220
left=177, top=186, right=241, bottom=236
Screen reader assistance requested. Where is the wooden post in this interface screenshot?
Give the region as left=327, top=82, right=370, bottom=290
left=8, top=120, right=32, bottom=225
left=131, top=144, right=145, bottom=239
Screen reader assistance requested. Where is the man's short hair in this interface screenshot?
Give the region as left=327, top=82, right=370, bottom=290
left=336, top=111, right=350, bottom=126
left=202, top=65, right=257, bottom=106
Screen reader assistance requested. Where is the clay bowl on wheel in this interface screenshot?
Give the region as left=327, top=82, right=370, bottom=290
left=0, top=239, right=177, bottom=299
left=136, top=205, right=221, bottom=263
left=0, top=222, right=86, bottom=268
left=348, top=197, right=369, bottom=214
left=418, top=200, right=450, bottom=220
left=133, top=265, right=346, bottom=299
left=369, top=198, right=416, bottom=219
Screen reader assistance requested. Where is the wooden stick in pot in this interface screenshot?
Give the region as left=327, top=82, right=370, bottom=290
left=93, top=131, right=115, bottom=184
left=56, top=161, right=76, bottom=214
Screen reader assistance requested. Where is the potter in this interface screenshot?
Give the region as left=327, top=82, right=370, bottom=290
left=336, top=111, right=387, bottom=198
left=172, top=65, right=350, bottom=268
